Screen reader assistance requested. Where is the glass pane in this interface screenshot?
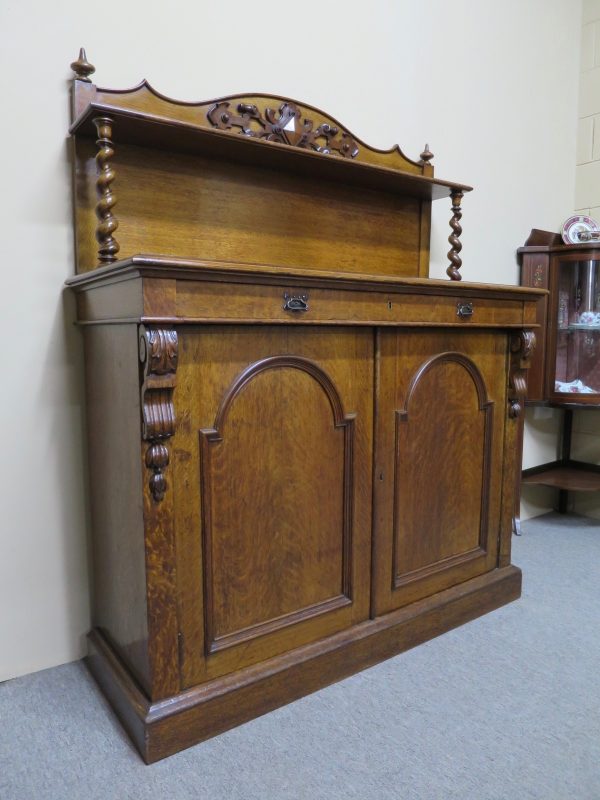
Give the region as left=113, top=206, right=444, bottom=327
left=555, top=259, right=600, bottom=395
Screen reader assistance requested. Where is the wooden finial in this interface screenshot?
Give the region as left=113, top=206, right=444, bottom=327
left=420, top=143, right=434, bottom=164
left=446, top=189, right=464, bottom=281
left=71, top=48, right=95, bottom=82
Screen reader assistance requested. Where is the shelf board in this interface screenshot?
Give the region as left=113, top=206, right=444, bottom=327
left=522, top=462, right=600, bottom=492
left=70, top=103, right=472, bottom=202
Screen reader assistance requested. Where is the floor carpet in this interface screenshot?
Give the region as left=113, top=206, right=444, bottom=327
left=1, top=512, right=599, bottom=799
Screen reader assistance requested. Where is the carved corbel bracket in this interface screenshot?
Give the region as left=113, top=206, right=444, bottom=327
left=139, top=327, right=178, bottom=502
left=508, top=330, right=536, bottom=419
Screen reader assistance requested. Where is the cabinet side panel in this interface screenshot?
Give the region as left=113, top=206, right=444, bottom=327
left=84, top=324, right=150, bottom=692
left=72, top=137, right=98, bottom=273
left=520, top=254, right=548, bottom=401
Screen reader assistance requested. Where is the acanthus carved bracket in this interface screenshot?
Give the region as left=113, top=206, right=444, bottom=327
left=508, top=330, right=536, bottom=419
left=139, top=326, right=178, bottom=502
left=207, top=100, right=360, bottom=159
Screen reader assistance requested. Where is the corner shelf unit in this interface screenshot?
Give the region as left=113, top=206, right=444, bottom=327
left=521, top=406, right=600, bottom=512
left=519, top=228, right=600, bottom=513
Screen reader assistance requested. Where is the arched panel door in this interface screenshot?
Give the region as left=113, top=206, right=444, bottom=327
left=373, top=330, right=507, bottom=615
left=174, top=326, right=373, bottom=687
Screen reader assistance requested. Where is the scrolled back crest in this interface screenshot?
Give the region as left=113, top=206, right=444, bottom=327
left=69, top=52, right=429, bottom=175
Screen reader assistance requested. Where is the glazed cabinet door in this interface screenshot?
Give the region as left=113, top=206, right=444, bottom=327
left=174, top=326, right=373, bottom=687
left=372, top=329, right=507, bottom=615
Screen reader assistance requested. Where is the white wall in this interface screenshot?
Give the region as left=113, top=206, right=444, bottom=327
left=571, top=0, right=600, bottom=518
left=0, top=0, right=581, bottom=681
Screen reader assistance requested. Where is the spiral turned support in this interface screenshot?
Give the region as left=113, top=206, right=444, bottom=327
left=93, top=116, right=120, bottom=264
left=446, top=189, right=464, bottom=281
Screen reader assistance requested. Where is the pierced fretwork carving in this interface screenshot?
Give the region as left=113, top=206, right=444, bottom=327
left=139, top=327, right=178, bottom=502
left=93, top=116, right=120, bottom=264
left=447, top=189, right=464, bottom=281
left=207, top=100, right=359, bottom=159
left=508, top=331, right=536, bottom=419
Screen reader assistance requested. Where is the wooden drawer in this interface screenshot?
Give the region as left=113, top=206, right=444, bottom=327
left=174, top=280, right=526, bottom=327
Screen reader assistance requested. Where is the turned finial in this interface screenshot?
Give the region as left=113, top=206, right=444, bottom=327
left=420, top=143, right=434, bottom=164
left=71, top=48, right=95, bottom=82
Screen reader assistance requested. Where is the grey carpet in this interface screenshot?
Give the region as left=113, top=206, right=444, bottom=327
left=1, top=512, right=599, bottom=800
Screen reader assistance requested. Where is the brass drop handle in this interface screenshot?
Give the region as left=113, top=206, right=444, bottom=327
left=457, top=301, right=474, bottom=318
left=283, top=292, right=309, bottom=312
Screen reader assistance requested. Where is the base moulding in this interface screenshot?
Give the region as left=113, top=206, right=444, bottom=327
left=86, top=564, right=521, bottom=763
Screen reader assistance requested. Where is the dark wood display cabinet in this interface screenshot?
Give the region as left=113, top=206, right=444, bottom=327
left=66, top=49, right=543, bottom=763
left=519, top=229, right=600, bottom=512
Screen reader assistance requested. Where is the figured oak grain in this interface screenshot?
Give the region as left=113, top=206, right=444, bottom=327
left=200, top=356, right=354, bottom=653
left=73, top=141, right=425, bottom=278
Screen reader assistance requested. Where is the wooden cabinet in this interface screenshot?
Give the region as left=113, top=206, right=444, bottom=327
left=519, top=229, right=600, bottom=510
left=66, top=51, right=543, bottom=762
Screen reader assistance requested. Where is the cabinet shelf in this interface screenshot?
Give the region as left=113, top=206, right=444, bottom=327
left=522, top=461, right=600, bottom=492
left=71, top=102, right=471, bottom=202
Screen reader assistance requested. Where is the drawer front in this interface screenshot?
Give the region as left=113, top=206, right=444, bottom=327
left=174, top=280, right=526, bottom=327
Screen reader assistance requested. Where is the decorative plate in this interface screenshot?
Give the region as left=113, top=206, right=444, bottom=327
left=561, top=215, right=600, bottom=244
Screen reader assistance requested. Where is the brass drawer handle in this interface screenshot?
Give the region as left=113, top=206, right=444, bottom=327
left=457, top=301, right=474, bottom=318
left=283, top=292, right=309, bottom=312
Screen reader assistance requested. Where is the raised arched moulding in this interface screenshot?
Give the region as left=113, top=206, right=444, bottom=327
left=393, top=351, right=494, bottom=587
left=198, top=355, right=355, bottom=654
left=71, top=72, right=429, bottom=175
left=400, top=351, right=492, bottom=414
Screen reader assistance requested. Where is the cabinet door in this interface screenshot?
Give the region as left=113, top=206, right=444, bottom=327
left=372, top=330, right=507, bottom=615
left=174, top=326, right=373, bottom=687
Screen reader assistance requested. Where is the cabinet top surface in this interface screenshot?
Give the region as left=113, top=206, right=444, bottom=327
left=519, top=243, right=600, bottom=256
left=65, top=253, right=546, bottom=300
left=518, top=228, right=600, bottom=257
